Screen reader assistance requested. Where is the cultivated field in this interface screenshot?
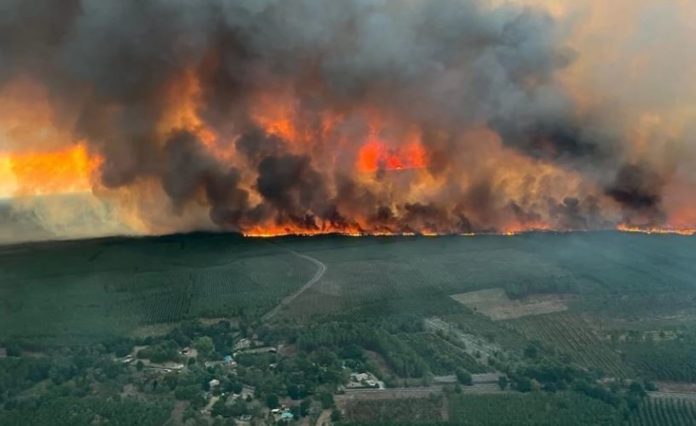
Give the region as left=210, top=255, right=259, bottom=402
left=448, top=392, right=623, bottom=425
left=450, top=288, right=569, bottom=320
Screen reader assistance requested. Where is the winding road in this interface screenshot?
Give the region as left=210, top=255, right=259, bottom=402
left=262, top=251, right=327, bottom=322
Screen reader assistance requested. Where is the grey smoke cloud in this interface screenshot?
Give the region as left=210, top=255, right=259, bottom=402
left=0, top=0, right=683, bottom=235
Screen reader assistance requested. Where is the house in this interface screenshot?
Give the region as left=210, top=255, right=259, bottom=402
left=273, top=409, right=295, bottom=422
left=240, top=385, right=255, bottom=400
left=209, top=378, right=221, bottom=388
left=347, top=372, right=381, bottom=388
left=233, top=338, right=251, bottom=351
left=223, top=355, right=238, bottom=368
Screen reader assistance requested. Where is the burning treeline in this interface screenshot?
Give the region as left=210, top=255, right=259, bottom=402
left=1, top=0, right=695, bottom=238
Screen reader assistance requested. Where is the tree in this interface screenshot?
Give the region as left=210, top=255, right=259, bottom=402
left=319, top=392, right=334, bottom=409
left=194, top=337, right=215, bottom=359
left=300, top=399, right=311, bottom=417
left=628, top=382, right=646, bottom=398
left=212, top=398, right=230, bottom=418
left=48, top=359, right=77, bottom=385
left=136, top=361, right=144, bottom=371
left=456, top=368, right=473, bottom=386
left=266, top=393, right=279, bottom=409
left=175, top=385, right=202, bottom=401
left=515, top=377, right=533, bottom=392
left=5, top=343, right=21, bottom=357
left=498, top=375, right=509, bottom=390
left=229, top=399, right=248, bottom=417
left=330, top=409, right=342, bottom=422
left=524, top=343, right=539, bottom=359
left=287, top=384, right=302, bottom=400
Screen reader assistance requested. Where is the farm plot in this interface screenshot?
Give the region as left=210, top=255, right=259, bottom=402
left=442, top=311, right=528, bottom=352
left=399, top=332, right=487, bottom=375
left=425, top=318, right=505, bottom=366
left=447, top=392, right=621, bottom=426
left=629, top=399, right=696, bottom=426
left=620, top=339, right=696, bottom=382
left=450, top=288, right=569, bottom=320
left=340, top=395, right=445, bottom=424
left=505, top=313, right=630, bottom=377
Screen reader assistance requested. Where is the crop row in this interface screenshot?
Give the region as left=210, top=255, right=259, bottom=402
left=629, top=399, right=696, bottom=426
left=508, top=313, right=629, bottom=377
left=399, top=332, right=486, bottom=374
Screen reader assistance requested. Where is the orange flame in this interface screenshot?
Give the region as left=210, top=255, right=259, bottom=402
left=357, top=138, right=427, bottom=172
left=617, top=224, right=696, bottom=236
left=1, top=144, right=101, bottom=197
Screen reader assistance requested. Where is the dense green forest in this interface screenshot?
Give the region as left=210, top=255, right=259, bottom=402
left=2, top=232, right=696, bottom=424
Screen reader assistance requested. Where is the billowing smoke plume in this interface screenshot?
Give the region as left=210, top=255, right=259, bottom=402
left=1, top=0, right=694, bottom=238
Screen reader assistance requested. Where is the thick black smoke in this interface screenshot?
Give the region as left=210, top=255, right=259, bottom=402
left=0, top=0, right=668, bottom=233
left=606, top=164, right=665, bottom=225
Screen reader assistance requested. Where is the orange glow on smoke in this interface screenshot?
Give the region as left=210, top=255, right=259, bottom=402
left=2, top=145, right=101, bottom=196
left=159, top=70, right=217, bottom=148
left=250, top=92, right=304, bottom=145
left=357, top=138, right=427, bottom=172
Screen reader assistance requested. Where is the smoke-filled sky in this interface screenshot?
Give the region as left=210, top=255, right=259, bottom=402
left=1, top=0, right=695, bottom=241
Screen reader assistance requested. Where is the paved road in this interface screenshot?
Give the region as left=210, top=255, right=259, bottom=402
left=262, top=251, right=327, bottom=322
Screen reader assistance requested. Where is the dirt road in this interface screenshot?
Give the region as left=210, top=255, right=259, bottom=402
left=262, top=251, right=327, bottom=322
